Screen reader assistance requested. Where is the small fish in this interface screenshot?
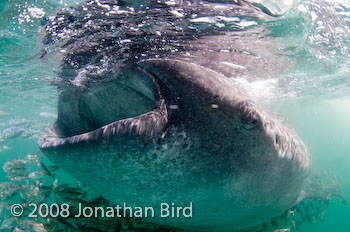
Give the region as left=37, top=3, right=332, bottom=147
left=6, top=172, right=28, bottom=181
left=13, top=226, right=26, bottom=232
left=50, top=216, right=76, bottom=230
left=0, top=202, right=10, bottom=218
left=48, top=165, right=60, bottom=173
left=59, top=187, right=84, bottom=193
left=54, top=188, right=86, bottom=199
left=320, top=209, right=326, bottom=220
left=3, top=159, right=28, bottom=172
left=26, top=154, right=39, bottom=161
left=87, top=196, right=110, bottom=208
left=52, top=179, right=58, bottom=189
left=19, top=197, right=35, bottom=209
left=0, top=182, right=27, bottom=200
left=291, top=220, right=296, bottom=227
left=288, top=209, right=296, bottom=217
left=63, top=197, right=88, bottom=207
left=17, top=220, right=48, bottom=232
left=27, top=185, right=52, bottom=198
left=0, top=217, right=17, bottom=230
left=54, top=183, right=73, bottom=191
left=28, top=171, right=45, bottom=179
left=37, top=159, right=55, bottom=179
left=0, top=127, right=26, bottom=141
left=4, top=167, right=28, bottom=175
left=273, top=228, right=290, bottom=232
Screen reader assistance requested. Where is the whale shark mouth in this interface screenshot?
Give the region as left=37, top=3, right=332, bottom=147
left=39, top=65, right=178, bottom=149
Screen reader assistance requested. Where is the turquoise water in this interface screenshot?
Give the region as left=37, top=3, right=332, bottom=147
left=0, top=0, right=349, bottom=231
left=279, top=97, right=350, bottom=231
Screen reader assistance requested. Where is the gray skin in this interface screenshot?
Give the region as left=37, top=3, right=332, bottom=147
left=39, top=0, right=311, bottom=231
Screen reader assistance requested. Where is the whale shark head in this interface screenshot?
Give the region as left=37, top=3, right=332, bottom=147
left=39, top=0, right=311, bottom=231
left=39, top=59, right=310, bottom=230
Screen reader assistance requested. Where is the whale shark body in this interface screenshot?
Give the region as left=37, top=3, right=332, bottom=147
left=39, top=0, right=313, bottom=231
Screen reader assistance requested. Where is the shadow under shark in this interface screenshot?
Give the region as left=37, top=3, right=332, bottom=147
left=38, top=0, right=317, bottom=231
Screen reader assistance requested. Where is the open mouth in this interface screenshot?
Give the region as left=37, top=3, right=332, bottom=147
left=39, top=65, right=177, bottom=149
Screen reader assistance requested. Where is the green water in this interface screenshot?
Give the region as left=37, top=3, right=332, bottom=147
left=0, top=0, right=349, bottom=231
left=274, top=97, right=350, bottom=231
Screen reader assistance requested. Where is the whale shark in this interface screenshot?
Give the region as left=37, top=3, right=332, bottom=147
left=39, top=0, right=318, bottom=231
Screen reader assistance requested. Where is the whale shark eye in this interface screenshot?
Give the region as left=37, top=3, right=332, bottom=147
left=241, top=117, right=259, bottom=130
left=237, top=101, right=260, bottom=130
